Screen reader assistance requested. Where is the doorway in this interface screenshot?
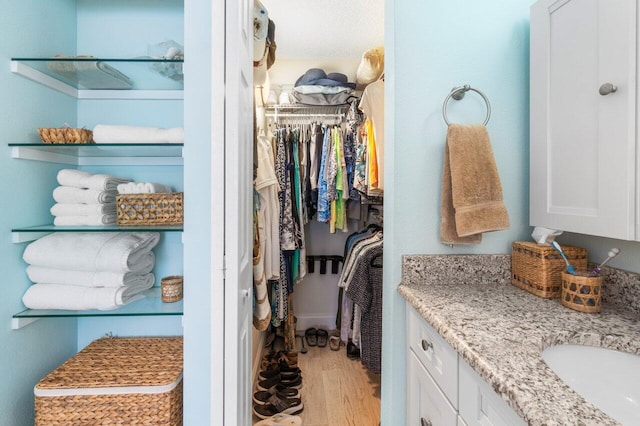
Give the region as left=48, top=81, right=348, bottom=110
left=251, top=1, right=385, bottom=424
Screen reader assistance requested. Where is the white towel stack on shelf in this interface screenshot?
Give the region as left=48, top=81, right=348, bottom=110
left=21, top=232, right=160, bottom=310
left=117, top=182, right=172, bottom=194
left=51, top=169, right=131, bottom=226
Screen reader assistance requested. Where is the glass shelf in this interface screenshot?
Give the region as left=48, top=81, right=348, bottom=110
left=10, top=143, right=183, bottom=166
left=12, top=288, right=182, bottom=329
left=11, top=57, right=184, bottom=99
left=13, top=224, right=184, bottom=233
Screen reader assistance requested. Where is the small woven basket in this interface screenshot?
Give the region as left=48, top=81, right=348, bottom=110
left=162, top=275, right=183, bottom=303
left=38, top=127, right=94, bottom=144
left=511, top=241, right=588, bottom=298
left=116, top=192, right=184, bottom=225
left=561, top=270, right=602, bottom=313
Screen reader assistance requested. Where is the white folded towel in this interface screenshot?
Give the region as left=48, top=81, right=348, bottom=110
left=23, top=232, right=160, bottom=273
left=116, top=182, right=172, bottom=194
left=22, top=282, right=153, bottom=311
left=93, top=125, right=184, bottom=143
left=47, top=59, right=133, bottom=90
left=57, top=169, right=131, bottom=191
left=51, top=203, right=116, bottom=217
left=53, top=186, right=117, bottom=204
left=53, top=214, right=116, bottom=226
left=26, top=265, right=154, bottom=287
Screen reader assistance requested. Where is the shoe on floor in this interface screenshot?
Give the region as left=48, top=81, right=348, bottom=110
left=316, top=329, right=329, bottom=347
left=257, top=374, right=302, bottom=391
left=259, top=365, right=301, bottom=381
left=346, top=341, right=361, bottom=359
left=253, top=387, right=301, bottom=405
left=253, top=413, right=302, bottom=426
left=252, top=396, right=303, bottom=420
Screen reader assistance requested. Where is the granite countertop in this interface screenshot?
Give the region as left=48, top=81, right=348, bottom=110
left=398, top=255, right=640, bottom=426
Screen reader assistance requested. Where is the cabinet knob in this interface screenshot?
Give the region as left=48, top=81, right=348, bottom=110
left=242, top=288, right=251, bottom=298
left=421, top=339, right=433, bottom=352
left=420, top=418, right=432, bottom=426
left=599, top=83, right=618, bottom=96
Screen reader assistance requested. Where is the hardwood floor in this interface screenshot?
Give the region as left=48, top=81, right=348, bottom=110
left=253, top=345, right=381, bottom=426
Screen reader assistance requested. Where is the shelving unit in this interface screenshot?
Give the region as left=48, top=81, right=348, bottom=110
left=9, top=94, right=185, bottom=328
left=12, top=288, right=183, bottom=329
left=11, top=57, right=184, bottom=100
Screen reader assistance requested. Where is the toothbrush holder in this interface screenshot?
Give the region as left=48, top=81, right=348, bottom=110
left=560, top=269, right=602, bottom=313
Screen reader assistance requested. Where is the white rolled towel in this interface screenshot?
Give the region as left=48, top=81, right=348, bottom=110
left=23, top=232, right=160, bottom=273
left=53, top=186, right=116, bottom=204
left=116, top=182, right=172, bottom=194
left=57, top=169, right=131, bottom=191
left=22, top=282, right=153, bottom=311
left=53, top=214, right=116, bottom=226
left=93, top=125, right=184, bottom=143
left=51, top=203, right=116, bottom=217
left=26, top=265, right=154, bottom=287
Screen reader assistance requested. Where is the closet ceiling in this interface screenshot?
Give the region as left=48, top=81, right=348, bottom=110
left=264, top=0, right=384, bottom=60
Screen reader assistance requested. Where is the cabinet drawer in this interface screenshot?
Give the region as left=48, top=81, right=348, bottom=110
left=408, top=351, right=458, bottom=426
left=458, top=360, right=526, bottom=426
left=407, top=305, right=458, bottom=407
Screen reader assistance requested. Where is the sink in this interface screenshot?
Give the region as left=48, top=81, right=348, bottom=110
left=541, top=344, right=640, bottom=425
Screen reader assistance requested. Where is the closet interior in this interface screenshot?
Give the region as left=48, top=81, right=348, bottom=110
left=251, top=1, right=385, bottom=424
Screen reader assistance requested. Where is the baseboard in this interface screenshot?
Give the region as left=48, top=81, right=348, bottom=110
left=295, top=314, right=336, bottom=332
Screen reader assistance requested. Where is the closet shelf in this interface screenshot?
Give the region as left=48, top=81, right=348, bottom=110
left=12, top=224, right=183, bottom=243
left=11, top=58, right=184, bottom=100
left=10, top=143, right=184, bottom=166
left=12, top=288, right=182, bottom=329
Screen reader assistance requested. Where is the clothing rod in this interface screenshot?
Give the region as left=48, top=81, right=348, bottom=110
left=265, top=113, right=344, bottom=118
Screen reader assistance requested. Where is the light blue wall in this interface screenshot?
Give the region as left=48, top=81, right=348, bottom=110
left=382, top=1, right=533, bottom=424
left=74, top=0, right=184, bottom=348
left=0, top=2, right=79, bottom=425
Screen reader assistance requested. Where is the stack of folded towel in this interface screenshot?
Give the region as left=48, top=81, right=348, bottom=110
left=117, top=182, right=172, bottom=194
left=52, top=169, right=131, bottom=226
left=21, top=232, right=160, bottom=310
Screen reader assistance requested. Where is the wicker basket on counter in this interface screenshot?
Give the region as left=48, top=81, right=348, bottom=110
left=511, top=241, right=587, bottom=298
left=116, top=192, right=183, bottom=225
left=38, top=127, right=94, bottom=144
left=34, top=336, right=183, bottom=426
left=561, top=270, right=602, bottom=313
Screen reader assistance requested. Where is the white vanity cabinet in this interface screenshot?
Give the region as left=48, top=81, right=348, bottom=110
left=530, top=0, right=638, bottom=240
left=406, top=305, right=526, bottom=426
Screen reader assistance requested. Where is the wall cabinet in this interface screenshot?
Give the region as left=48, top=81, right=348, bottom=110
left=530, top=0, right=638, bottom=240
left=406, top=305, right=526, bottom=426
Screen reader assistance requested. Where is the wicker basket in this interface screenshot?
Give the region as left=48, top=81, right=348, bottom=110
left=35, top=336, right=183, bottom=426
left=561, top=270, right=602, bottom=313
left=38, top=127, right=94, bottom=144
left=511, top=241, right=587, bottom=298
left=116, top=192, right=183, bottom=225
left=162, top=275, right=184, bottom=303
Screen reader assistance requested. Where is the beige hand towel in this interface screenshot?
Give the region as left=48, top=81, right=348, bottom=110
left=440, top=124, right=509, bottom=244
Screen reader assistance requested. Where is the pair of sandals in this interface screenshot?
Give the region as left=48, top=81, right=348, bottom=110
left=304, top=328, right=342, bottom=351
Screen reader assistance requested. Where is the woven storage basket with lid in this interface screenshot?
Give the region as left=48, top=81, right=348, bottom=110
left=35, top=336, right=183, bottom=426
left=511, top=241, right=587, bottom=298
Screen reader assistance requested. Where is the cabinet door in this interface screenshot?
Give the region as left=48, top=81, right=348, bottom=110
left=408, top=352, right=458, bottom=426
left=458, top=361, right=526, bottom=426
left=530, top=0, right=637, bottom=240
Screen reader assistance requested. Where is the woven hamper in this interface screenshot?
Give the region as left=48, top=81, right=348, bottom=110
left=511, top=241, right=587, bottom=298
left=34, top=336, right=183, bottom=426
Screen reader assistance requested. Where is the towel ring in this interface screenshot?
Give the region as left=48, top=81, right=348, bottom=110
left=442, top=84, right=491, bottom=126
